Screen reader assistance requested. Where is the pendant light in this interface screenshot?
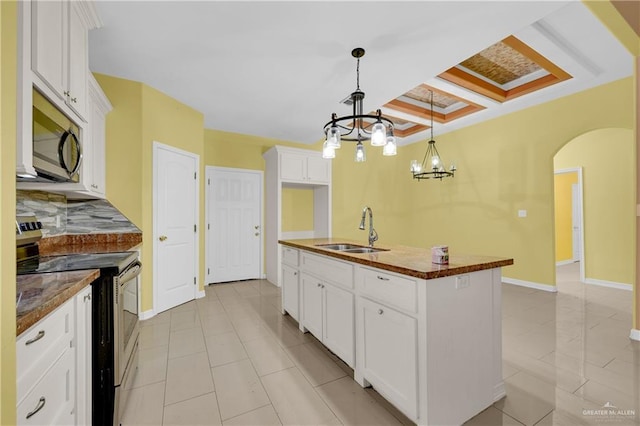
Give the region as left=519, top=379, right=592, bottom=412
left=322, top=48, right=397, bottom=161
left=410, top=90, right=456, bottom=180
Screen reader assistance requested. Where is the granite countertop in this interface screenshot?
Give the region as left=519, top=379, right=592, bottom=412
left=279, top=238, right=514, bottom=280
left=38, top=232, right=142, bottom=256
left=16, top=269, right=99, bottom=336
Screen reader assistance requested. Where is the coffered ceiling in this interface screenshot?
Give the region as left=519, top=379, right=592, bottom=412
left=89, top=1, right=633, bottom=146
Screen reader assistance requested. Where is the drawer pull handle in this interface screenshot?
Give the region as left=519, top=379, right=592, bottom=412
left=293, top=272, right=297, bottom=276
left=317, top=283, right=322, bottom=287
left=378, top=309, right=384, bottom=315
left=376, top=276, right=390, bottom=281
left=26, top=397, right=46, bottom=419
left=84, top=293, right=91, bottom=302
left=25, top=330, right=45, bottom=345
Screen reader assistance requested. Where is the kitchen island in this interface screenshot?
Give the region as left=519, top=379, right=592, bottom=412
left=279, top=238, right=513, bottom=426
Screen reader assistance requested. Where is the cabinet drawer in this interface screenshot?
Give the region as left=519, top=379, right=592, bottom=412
left=17, top=299, right=74, bottom=401
left=282, top=246, right=299, bottom=266
left=359, top=267, right=418, bottom=314
left=301, top=252, right=354, bottom=289
left=17, top=348, right=75, bottom=425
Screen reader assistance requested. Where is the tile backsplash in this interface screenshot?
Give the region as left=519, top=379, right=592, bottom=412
left=17, top=190, right=140, bottom=237
left=17, top=191, right=66, bottom=237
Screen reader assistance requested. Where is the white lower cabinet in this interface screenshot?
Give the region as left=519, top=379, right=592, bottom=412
left=357, top=297, right=418, bottom=420
left=300, top=269, right=355, bottom=367
left=17, top=349, right=75, bottom=425
left=281, top=263, right=300, bottom=320
left=74, top=285, right=92, bottom=425
left=17, top=285, right=93, bottom=426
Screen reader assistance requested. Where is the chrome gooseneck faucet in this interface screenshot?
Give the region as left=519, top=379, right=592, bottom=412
left=359, top=206, right=378, bottom=247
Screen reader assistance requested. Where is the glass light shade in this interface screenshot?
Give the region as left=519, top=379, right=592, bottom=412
left=383, top=136, right=397, bottom=156
left=322, top=141, right=335, bottom=159
left=431, top=155, right=441, bottom=170
left=410, top=160, right=422, bottom=173
left=326, top=126, right=341, bottom=149
left=370, top=122, right=386, bottom=146
left=355, top=142, right=366, bottom=162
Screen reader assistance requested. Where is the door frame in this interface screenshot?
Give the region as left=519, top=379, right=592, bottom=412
left=205, top=166, right=264, bottom=285
left=554, top=167, right=585, bottom=282
left=152, top=141, right=200, bottom=314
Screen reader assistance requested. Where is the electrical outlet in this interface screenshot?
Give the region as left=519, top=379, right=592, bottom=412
left=455, top=275, right=470, bottom=289
left=518, top=210, right=527, bottom=218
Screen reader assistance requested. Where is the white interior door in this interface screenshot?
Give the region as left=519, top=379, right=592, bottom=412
left=571, top=183, right=582, bottom=261
left=154, top=142, right=198, bottom=313
left=207, top=167, right=262, bottom=283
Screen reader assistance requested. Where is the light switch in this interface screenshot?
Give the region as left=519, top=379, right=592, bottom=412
left=518, top=210, right=527, bottom=218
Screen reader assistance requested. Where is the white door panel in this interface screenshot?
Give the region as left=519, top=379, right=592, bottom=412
left=207, top=167, right=262, bottom=283
left=155, top=143, right=198, bottom=314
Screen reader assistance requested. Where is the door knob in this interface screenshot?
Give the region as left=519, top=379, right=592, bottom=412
left=254, top=225, right=260, bottom=230
left=255, top=232, right=260, bottom=236
left=159, top=235, right=168, bottom=241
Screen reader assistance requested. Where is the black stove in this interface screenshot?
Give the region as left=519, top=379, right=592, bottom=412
left=17, top=251, right=139, bottom=276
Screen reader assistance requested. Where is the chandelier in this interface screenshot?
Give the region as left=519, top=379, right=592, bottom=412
left=322, top=48, right=397, bottom=162
left=410, top=90, right=456, bottom=180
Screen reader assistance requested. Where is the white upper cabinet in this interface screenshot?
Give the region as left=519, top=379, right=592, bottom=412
left=279, top=149, right=330, bottom=184
left=31, top=0, right=97, bottom=121
left=83, top=74, right=112, bottom=196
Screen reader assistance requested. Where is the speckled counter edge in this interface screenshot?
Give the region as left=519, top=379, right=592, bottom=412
left=38, top=232, right=142, bottom=256
left=279, top=238, right=514, bottom=280
left=16, top=269, right=99, bottom=336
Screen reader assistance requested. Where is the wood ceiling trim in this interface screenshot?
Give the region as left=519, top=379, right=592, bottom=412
left=393, top=124, right=429, bottom=138
left=438, top=35, right=572, bottom=103
left=385, top=84, right=485, bottom=124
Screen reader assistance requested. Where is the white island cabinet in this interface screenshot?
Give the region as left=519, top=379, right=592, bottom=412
left=278, top=239, right=513, bottom=426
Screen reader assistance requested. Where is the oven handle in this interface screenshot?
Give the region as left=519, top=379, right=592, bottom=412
left=119, top=260, right=142, bottom=284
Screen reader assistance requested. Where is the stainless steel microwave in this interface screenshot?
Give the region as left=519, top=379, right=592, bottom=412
left=31, top=88, right=82, bottom=182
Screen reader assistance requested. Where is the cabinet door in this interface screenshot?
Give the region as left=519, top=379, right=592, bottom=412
left=17, top=349, right=75, bottom=426
left=300, top=273, right=323, bottom=339
left=306, top=156, right=330, bottom=184
left=279, top=153, right=307, bottom=182
left=31, top=0, right=66, bottom=99
left=282, top=264, right=299, bottom=320
left=66, top=2, right=88, bottom=118
left=359, top=298, right=418, bottom=420
left=323, top=282, right=354, bottom=367
left=88, top=95, right=106, bottom=195
left=75, top=286, right=92, bottom=426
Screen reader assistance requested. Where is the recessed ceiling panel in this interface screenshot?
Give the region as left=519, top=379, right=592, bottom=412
left=438, top=35, right=572, bottom=103
left=385, top=85, right=485, bottom=124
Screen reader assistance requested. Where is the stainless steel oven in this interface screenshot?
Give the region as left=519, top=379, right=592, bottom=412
left=113, top=259, right=141, bottom=425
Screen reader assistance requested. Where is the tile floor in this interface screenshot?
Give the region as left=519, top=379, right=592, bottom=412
left=122, top=263, right=640, bottom=425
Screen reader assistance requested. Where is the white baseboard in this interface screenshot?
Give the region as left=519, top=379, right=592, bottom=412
left=139, top=309, right=155, bottom=320
left=630, top=329, right=640, bottom=341
left=502, top=277, right=558, bottom=292
left=197, top=289, right=206, bottom=299
left=584, top=278, right=632, bottom=291
left=555, top=260, right=576, bottom=266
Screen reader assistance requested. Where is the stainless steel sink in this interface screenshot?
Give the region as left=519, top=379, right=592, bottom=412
left=342, top=247, right=387, bottom=254
left=316, top=243, right=364, bottom=251
left=315, top=243, right=388, bottom=254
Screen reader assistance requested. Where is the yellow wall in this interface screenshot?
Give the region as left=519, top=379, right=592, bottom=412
left=331, top=77, right=634, bottom=288
left=95, top=74, right=205, bottom=313
left=555, top=128, right=635, bottom=285
left=554, top=172, right=578, bottom=262
left=0, top=1, right=18, bottom=424
left=282, top=188, right=314, bottom=232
